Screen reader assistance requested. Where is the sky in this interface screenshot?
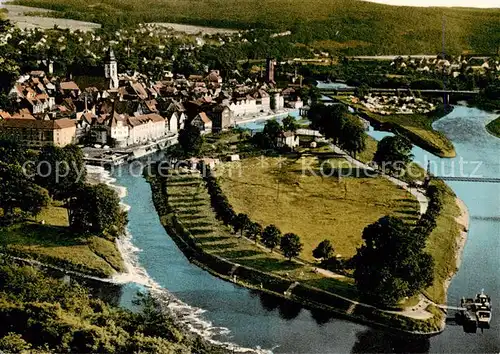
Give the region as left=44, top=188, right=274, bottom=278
left=365, top=0, right=500, bottom=7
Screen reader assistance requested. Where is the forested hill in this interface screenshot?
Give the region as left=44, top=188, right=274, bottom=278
left=12, top=0, right=500, bottom=55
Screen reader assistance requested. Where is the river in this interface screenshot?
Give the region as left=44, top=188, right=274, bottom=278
left=111, top=105, right=499, bottom=353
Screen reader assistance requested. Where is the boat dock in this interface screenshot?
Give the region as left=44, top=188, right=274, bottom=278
left=83, top=134, right=178, bottom=167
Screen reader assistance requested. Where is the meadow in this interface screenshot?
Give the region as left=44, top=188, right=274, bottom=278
left=0, top=204, right=125, bottom=277
left=12, top=0, right=500, bottom=54
left=216, top=156, right=420, bottom=262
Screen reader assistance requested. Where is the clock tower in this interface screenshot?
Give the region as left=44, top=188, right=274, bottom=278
left=105, top=47, right=118, bottom=89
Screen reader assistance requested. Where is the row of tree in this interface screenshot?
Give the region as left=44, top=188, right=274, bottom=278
left=200, top=164, right=303, bottom=260
left=307, top=104, right=367, bottom=157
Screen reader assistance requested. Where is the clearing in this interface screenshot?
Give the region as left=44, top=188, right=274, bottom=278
left=1, top=4, right=101, bottom=31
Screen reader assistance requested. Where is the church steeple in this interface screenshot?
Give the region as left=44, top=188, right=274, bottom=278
left=104, top=46, right=118, bottom=90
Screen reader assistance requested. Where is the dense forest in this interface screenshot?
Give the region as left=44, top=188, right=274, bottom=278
left=12, top=0, right=500, bottom=55
left=0, top=259, right=226, bottom=353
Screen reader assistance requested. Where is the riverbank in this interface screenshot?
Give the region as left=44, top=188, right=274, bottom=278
left=453, top=198, right=469, bottom=274
left=147, top=166, right=446, bottom=335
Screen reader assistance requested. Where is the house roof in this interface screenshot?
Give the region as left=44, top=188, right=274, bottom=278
left=128, top=113, right=164, bottom=127
left=0, top=118, right=75, bottom=130
left=60, top=81, right=80, bottom=91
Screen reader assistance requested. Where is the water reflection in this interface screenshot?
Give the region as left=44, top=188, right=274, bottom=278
left=255, top=291, right=302, bottom=320
left=351, top=329, right=430, bottom=353
left=310, top=308, right=335, bottom=326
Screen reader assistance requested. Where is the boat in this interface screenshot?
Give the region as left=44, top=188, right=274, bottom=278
left=474, top=290, right=492, bottom=327
left=459, top=289, right=492, bottom=329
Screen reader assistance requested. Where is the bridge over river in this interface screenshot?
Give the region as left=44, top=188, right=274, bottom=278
left=436, top=176, right=500, bottom=183
left=319, top=87, right=480, bottom=95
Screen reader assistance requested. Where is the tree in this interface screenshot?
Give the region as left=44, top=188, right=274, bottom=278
left=247, top=222, right=263, bottom=243
left=270, top=94, right=276, bottom=110
left=280, top=233, right=303, bottom=260
left=178, top=124, right=203, bottom=157
left=282, top=115, right=298, bottom=133
left=233, top=213, right=250, bottom=237
left=338, top=116, right=366, bottom=158
left=261, top=224, right=282, bottom=252
left=69, top=183, right=125, bottom=235
left=353, top=216, right=434, bottom=306
left=262, top=119, right=283, bottom=148
left=35, top=144, right=86, bottom=200
left=312, top=239, right=334, bottom=260
left=373, top=135, right=413, bottom=175
left=0, top=162, right=50, bottom=221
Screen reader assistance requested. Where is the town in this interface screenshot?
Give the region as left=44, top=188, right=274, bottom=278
left=0, top=2, right=498, bottom=353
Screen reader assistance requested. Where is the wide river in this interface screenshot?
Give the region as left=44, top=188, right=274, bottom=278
left=112, top=105, right=499, bottom=353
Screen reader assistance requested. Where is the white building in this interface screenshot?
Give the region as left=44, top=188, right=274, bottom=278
left=109, top=113, right=129, bottom=147
left=277, top=131, right=299, bottom=149
left=229, top=97, right=258, bottom=117
left=167, top=112, right=179, bottom=133
left=127, top=113, right=165, bottom=145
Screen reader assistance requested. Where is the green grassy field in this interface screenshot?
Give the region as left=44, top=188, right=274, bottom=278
left=216, top=156, right=420, bottom=262
left=166, top=169, right=359, bottom=299
left=13, top=0, right=500, bottom=54
left=486, top=116, right=500, bottom=139
left=423, top=180, right=461, bottom=303
left=0, top=205, right=125, bottom=277
left=335, top=95, right=456, bottom=158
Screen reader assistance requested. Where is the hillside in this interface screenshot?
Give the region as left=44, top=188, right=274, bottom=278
left=12, top=0, right=500, bottom=54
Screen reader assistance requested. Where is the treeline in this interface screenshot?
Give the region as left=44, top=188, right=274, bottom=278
left=0, top=259, right=225, bottom=353
left=0, top=139, right=125, bottom=238
left=200, top=164, right=303, bottom=260
left=307, top=103, right=367, bottom=157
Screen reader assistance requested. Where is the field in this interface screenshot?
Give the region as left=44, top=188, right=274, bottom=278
left=216, top=156, right=420, bottom=262
left=166, top=169, right=359, bottom=298
left=2, top=4, right=101, bottom=31
left=0, top=204, right=125, bottom=277
left=486, top=116, right=500, bottom=139
left=12, top=0, right=500, bottom=54
left=334, top=95, right=456, bottom=158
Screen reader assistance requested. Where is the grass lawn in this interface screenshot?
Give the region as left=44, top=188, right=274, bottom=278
left=334, top=95, right=455, bottom=158
left=423, top=180, right=461, bottom=304
left=215, top=156, right=420, bottom=262
left=486, top=116, right=500, bottom=139
left=166, top=170, right=359, bottom=299
left=0, top=205, right=125, bottom=277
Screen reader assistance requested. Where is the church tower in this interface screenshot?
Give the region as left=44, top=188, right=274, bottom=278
left=105, top=47, right=118, bottom=90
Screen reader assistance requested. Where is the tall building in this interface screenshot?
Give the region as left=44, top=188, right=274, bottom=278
left=104, top=47, right=119, bottom=90
left=266, top=57, right=277, bottom=84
